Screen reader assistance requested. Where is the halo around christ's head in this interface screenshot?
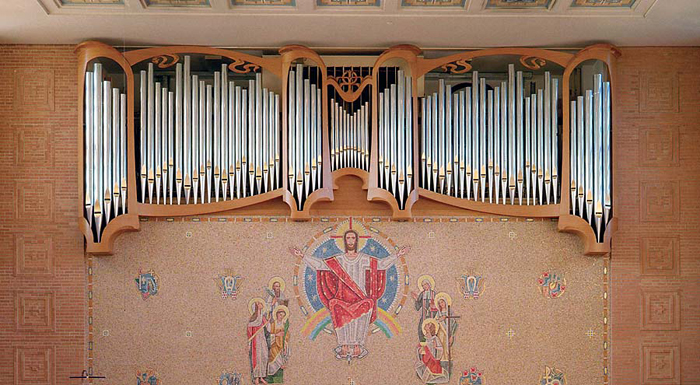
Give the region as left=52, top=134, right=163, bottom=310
left=333, top=219, right=370, bottom=252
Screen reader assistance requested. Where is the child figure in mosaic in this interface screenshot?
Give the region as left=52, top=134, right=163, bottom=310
left=247, top=298, right=270, bottom=385
left=265, top=305, right=290, bottom=384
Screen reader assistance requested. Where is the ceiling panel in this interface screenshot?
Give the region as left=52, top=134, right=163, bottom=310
left=484, top=0, right=554, bottom=9
left=141, top=0, right=211, bottom=7
left=231, top=0, right=295, bottom=6
left=11, top=0, right=700, bottom=47
left=571, top=0, right=637, bottom=7
left=57, top=0, right=124, bottom=6
left=401, top=0, right=466, bottom=7
left=316, top=0, right=381, bottom=6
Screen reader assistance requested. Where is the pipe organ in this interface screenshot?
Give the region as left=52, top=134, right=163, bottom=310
left=83, top=62, right=128, bottom=242
left=420, top=65, right=561, bottom=206
left=287, top=64, right=323, bottom=210
left=329, top=67, right=372, bottom=174
left=138, top=57, right=281, bottom=206
left=377, top=68, right=414, bottom=209
left=77, top=42, right=619, bottom=255
left=570, top=73, right=612, bottom=243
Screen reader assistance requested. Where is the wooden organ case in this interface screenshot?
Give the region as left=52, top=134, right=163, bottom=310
left=77, top=42, right=619, bottom=256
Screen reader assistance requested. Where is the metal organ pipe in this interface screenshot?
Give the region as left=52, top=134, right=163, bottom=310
left=287, top=64, right=324, bottom=210
left=129, top=55, right=281, bottom=209
left=83, top=62, right=127, bottom=241
left=418, top=65, right=565, bottom=208
left=569, top=73, right=613, bottom=242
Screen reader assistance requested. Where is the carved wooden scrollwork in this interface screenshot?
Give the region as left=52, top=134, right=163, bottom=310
left=151, top=54, right=180, bottom=68
left=440, top=59, right=472, bottom=74
left=327, top=70, right=372, bottom=103
left=228, top=58, right=260, bottom=74
left=520, top=55, right=547, bottom=70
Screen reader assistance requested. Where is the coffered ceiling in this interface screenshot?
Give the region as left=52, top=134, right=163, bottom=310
left=0, top=0, right=697, bottom=48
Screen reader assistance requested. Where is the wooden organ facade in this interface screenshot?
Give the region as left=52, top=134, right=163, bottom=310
left=77, top=41, right=619, bottom=256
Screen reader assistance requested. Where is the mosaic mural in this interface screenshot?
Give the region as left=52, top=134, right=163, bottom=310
left=231, top=0, right=295, bottom=6
left=458, top=273, right=485, bottom=299
left=247, top=277, right=291, bottom=384
left=58, top=0, right=123, bottom=5
left=316, top=0, right=381, bottom=6
left=90, top=218, right=609, bottom=384
left=291, top=219, right=410, bottom=361
left=485, top=0, right=554, bottom=9
left=538, top=271, right=566, bottom=299
left=539, top=366, right=567, bottom=385
left=217, top=269, right=243, bottom=299
left=459, top=367, right=484, bottom=385
left=572, top=0, right=636, bottom=7
left=401, top=0, right=466, bottom=7
left=413, top=275, right=457, bottom=383
left=135, top=269, right=159, bottom=300
left=142, top=0, right=211, bottom=6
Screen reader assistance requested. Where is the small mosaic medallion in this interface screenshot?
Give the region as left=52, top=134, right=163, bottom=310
left=136, top=369, right=159, bottom=385
left=538, top=271, right=566, bottom=298
left=218, top=371, right=241, bottom=385
left=458, top=273, right=485, bottom=299
left=135, top=270, right=159, bottom=300
left=216, top=270, right=243, bottom=299
left=459, top=367, right=484, bottom=385
left=539, top=366, right=566, bottom=385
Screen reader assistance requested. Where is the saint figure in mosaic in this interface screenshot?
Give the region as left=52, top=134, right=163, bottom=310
left=265, top=305, right=290, bottom=383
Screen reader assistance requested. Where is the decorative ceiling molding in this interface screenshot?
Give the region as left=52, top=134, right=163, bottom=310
left=56, top=0, right=124, bottom=6
left=572, top=0, right=637, bottom=7
left=485, top=0, right=554, bottom=9
left=231, top=0, right=295, bottom=6
left=401, top=0, right=466, bottom=7
left=316, top=0, right=381, bottom=6
left=141, top=0, right=210, bottom=6
left=34, top=0, right=661, bottom=17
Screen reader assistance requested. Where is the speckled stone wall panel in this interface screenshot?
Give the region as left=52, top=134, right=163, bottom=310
left=92, top=219, right=606, bottom=384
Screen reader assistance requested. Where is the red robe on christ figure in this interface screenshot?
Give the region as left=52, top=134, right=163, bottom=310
left=317, top=255, right=386, bottom=332
left=293, top=227, right=409, bottom=360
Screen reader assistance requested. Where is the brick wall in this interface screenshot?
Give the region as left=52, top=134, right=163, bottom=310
left=612, top=47, right=700, bottom=385
left=0, top=45, right=85, bottom=385
left=0, top=44, right=698, bottom=384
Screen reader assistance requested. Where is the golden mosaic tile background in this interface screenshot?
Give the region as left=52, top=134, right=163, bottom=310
left=91, top=219, right=606, bottom=384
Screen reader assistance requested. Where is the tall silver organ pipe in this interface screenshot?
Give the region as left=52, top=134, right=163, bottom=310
left=569, top=73, right=612, bottom=242
left=138, top=55, right=281, bottom=205
left=287, top=64, right=323, bottom=210
left=83, top=62, right=127, bottom=241
left=420, top=67, right=560, bottom=206
left=330, top=68, right=371, bottom=176
left=378, top=68, right=414, bottom=209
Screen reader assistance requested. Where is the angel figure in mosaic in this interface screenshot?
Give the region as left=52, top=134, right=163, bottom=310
left=265, top=305, right=290, bottom=384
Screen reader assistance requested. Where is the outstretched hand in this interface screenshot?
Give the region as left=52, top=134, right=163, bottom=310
left=288, top=247, right=304, bottom=259
left=397, top=246, right=411, bottom=258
